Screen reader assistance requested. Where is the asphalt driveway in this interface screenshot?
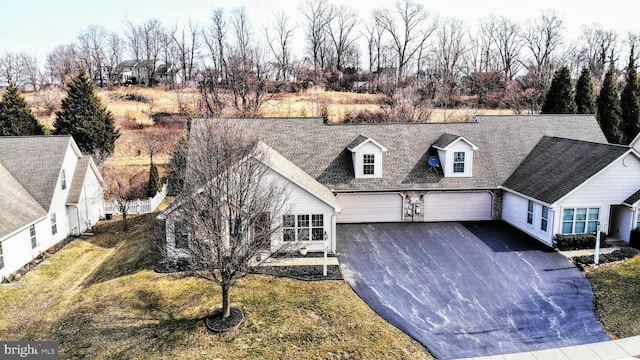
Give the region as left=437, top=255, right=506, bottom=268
left=336, top=222, right=609, bottom=359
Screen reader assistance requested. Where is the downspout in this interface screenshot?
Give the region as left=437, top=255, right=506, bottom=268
left=74, top=205, right=81, bottom=236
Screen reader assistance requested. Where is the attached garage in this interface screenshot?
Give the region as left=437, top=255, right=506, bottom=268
left=424, top=191, right=493, bottom=222
left=336, top=193, right=404, bottom=223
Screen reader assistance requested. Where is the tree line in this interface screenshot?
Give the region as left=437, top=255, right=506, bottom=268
left=1, top=1, right=638, bottom=109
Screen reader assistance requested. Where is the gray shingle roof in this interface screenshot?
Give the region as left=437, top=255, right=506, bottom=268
left=503, top=136, right=630, bottom=204
left=0, top=162, right=47, bottom=239
left=66, top=156, right=91, bottom=204
left=347, top=135, right=370, bottom=151
left=0, top=136, right=73, bottom=209
left=432, top=133, right=462, bottom=149
left=624, top=189, right=640, bottom=206
left=193, top=115, right=608, bottom=192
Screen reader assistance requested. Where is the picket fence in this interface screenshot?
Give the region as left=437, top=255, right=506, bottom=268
left=105, top=184, right=168, bottom=215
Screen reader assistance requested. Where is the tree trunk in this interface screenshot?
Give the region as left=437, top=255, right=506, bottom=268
left=222, top=284, right=230, bottom=318
left=122, top=211, right=128, bottom=232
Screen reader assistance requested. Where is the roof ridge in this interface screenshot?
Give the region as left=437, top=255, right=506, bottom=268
left=542, top=135, right=629, bottom=149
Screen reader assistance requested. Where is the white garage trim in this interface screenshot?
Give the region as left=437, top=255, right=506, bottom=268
left=424, top=191, right=493, bottom=222
left=336, top=193, right=404, bottom=223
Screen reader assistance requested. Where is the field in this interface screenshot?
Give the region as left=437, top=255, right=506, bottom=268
left=0, top=214, right=433, bottom=359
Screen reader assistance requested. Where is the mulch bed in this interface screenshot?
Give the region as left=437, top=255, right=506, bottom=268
left=251, top=265, right=343, bottom=281
left=205, top=307, right=244, bottom=333
left=571, top=247, right=640, bottom=271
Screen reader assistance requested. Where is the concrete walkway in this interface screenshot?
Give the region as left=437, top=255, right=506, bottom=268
left=258, top=254, right=339, bottom=266
left=457, top=335, right=640, bottom=360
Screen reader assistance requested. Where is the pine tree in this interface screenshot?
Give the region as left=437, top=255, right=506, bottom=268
left=621, top=47, right=640, bottom=144
left=53, top=68, right=120, bottom=159
left=597, top=65, right=624, bottom=144
left=146, top=161, right=162, bottom=197
left=541, top=66, right=577, bottom=114
left=166, top=135, right=188, bottom=196
left=0, top=83, right=44, bottom=136
left=575, top=67, right=597, bottom=115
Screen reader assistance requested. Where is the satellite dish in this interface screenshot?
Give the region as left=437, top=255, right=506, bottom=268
left=428, top=156, right=440, bottom=167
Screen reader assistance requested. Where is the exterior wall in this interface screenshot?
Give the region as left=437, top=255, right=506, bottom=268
left=47, top=144, right=79, bottom=245
left=75, top=166, right=105, bottom=233
left=165, top=167, right=338, bottom=258
left=502, top=192, right=554, bottom=245
left=437, top=141, right=474, bottom=177
left=0, top=217, right=49, bottom=279
left=553, top=154, right=640, bottom=236
left=351, top=142, right=384, bottom=178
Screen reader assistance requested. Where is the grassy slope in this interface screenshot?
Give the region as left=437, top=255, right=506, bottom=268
left=588, top=255, right=640, bottom=339
left=0, top=215, right=433, bottom=359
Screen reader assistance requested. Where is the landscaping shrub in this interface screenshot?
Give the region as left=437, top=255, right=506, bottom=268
left=553, top=233, right=608, bottom=251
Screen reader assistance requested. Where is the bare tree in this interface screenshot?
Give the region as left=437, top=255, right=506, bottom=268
left=483, top=14, right=523, bottom=82
left=77, top=25, right=109, bottom=87
left=579, top=24, right=619, bottom=83
left=105, top=32, right=124, bottom=87
left=522, top=11, right=565, bottom=70
left=167, top=119, right=289, bottom=323
left=0, top=52, right=29, bottom=86
left=362, top=18, right=385, bottom=74
left=45, top=44, right=80, bottom=85
left=104, top=173, right=146, bottom=232
left=432, top=17, right=468, bottom=115
left=171, top=18, right=200, bottom=84
left=373, top=0, right=438, bottom=79
left=325, top=4, right=359, bottom=71
left=263, top=10, right=296, bottom=81
left=299, top=0, right=334, bottom=70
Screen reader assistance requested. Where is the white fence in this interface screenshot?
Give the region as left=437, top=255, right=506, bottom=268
left=105, top=184, right=168, bottom=215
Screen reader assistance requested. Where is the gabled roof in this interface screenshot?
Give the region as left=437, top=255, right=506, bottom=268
left=0, top=136, right=77, bottom=209
left=0, top=162, right=47, bottom=239
left=209, top=115, right=608, bottom=192
left=503, top=136, right=630, bottom=204
left=432, top=133, right=479, bottom=150
left=346, top=134, right=388, bottom=152
left=66, top=156, right=103, bottom=205
left=623, top=189, right=640, bottom=206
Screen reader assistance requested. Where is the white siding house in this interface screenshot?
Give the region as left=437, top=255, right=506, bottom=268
left=0, top=136, right=105, bottom=279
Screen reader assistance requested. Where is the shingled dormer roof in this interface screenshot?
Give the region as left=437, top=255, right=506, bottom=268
left=192, top=115, right=609, bottom=192
left=503, top=136, right=630, bottom=204
left=346, top=134, right=387, bottom=152
left=0, top=163, right=47, bottom=239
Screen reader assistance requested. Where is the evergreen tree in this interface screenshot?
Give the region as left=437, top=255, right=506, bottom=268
left=146, top=161, right=162, bottom=197
left=621, top=47, right=640, bottom=144
left=597, top=65, right=624, bottom=144
left=166, top=135, right=188, bottom=196
left=53, top=68, right=119, bottom=159
left=0, top=83, right=44, bottom=136
left=575, top=67, right=597, bottom=115
left=541, top=66, right=577, bottom=114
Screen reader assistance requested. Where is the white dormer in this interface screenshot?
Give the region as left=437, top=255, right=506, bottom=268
left=432, top=133, right=479, bottom=178
left=347, top=135, right=388, bottom=178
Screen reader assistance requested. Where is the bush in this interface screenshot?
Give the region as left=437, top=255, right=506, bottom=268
left=554, top=233, right=608, bottom=251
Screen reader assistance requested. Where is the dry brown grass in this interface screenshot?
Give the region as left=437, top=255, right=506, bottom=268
left=0, top=214, right=434, bottom=359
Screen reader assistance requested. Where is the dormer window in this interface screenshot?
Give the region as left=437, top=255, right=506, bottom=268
left=347, top=135, right=387, bottom=179
left=363, top=154, right=375, bottom=175
left=432, top=133, right=478, bottom=178
left=453, top=152, right=465, bottom=173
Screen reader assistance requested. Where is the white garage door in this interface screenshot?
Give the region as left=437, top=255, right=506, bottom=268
left=424, top=192, right=493, bottom=222
left=337, top=193, right=404, bottom=223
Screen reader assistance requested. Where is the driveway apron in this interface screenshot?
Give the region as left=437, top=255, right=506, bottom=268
left=336, top=222, right=609, bottom=360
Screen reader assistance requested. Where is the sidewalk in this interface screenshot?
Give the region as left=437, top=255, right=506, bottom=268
left=458, top=335, right=640, bottom=360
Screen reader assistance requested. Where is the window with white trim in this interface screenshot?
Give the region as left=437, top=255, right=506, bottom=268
left=0, top=242, right=4, bottom=270
left=50, top=213, right=57, bottom=235
left=61, top=169, right=66, bottom=190
left=30, top=224, right=37, bottom=249
left=562, top=208, right=599, bottom=234
left=283, top=214, right=324, bottom=242
left=527, top=200, right=534, bottom=225
left=363, top=154, right=375, bottom=175
left=453, top=152, right=465, bottom=173
left=541, top=206, right=549, bottom=232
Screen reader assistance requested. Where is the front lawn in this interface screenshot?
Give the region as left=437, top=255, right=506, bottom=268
left=588, top=254, right=640, bottom=339
left=0, top=214, right=432, bottom=359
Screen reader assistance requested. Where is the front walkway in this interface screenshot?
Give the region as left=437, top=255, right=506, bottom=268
left=458, top=335, right=640, bottom=360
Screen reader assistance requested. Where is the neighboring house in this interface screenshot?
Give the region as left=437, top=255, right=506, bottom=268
left=159, top=115, right=640, bottom=258
left=0, top=136, right=105, bottom=279
left=115, top=60, right=183, bottom=86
